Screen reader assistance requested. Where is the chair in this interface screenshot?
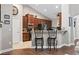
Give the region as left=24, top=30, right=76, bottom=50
left=34, top=28, right=44, bottom=51
left=47, top=27, right=57, bottom=51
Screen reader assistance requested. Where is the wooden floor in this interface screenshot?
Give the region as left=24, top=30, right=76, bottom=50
left=0, top=45, right=77, bottom=55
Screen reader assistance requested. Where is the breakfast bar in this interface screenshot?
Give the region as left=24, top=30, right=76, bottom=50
left=31, top=29, right=68, bottom=48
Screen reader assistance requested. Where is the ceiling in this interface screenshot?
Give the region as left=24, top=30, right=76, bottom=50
left=24, top=4, right=61, bottom=20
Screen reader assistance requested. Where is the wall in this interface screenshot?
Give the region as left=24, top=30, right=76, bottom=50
left=12, top=4, right=23, bottom=43
left=74, top=15, right=79, bottom=39
left=52, top=18, right=57, bottom=27
left=1, top=4, right=12, bottom=51
left=62, top=4, right=74, bottom=45
left=62, top=4, right=71, bottom=45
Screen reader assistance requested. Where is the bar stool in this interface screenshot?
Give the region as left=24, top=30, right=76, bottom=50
left=34, top=29, right=44, bottom=51
left=47, top=27, right=57, bottom=51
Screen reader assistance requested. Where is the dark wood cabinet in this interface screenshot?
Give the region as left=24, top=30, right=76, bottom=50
left=23, top=14, right=52, bottom=42
left=23, top=32, right=30, bottom=42
left=26, top=14, right=34, bottom=26
left=25, top=14, right=52, bottom=29
left=46, top=20, right=52, bottom=29
left=23, top=16, right=28, bottom=28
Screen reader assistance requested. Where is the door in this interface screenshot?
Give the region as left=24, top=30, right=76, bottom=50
left=70, top=17, right=75, bottom=43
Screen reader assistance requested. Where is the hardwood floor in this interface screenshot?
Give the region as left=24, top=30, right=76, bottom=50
left=0, top=45, right=77, bottom=55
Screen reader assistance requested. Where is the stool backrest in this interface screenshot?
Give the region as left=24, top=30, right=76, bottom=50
left=34, top=28, right=43, bottom=38
left=48, top=27, right=57, bottom=38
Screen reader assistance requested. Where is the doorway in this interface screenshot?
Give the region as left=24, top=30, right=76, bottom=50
left=12, top=5, right=31, bottom=49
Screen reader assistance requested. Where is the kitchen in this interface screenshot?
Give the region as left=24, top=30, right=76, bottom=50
left=21, top=4, right=62, bottom=50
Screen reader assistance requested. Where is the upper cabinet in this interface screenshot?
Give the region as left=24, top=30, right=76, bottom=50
left=26, top=14, right=34, bottom=26
left=23, top=16, right=28, bottom=28
left=23, top=14, right=52, bottom=30
left=57, top=12, right=62, bottom=30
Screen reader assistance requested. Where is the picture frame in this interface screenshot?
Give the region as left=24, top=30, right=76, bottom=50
left=13, top=6, right=18, bottom=15
left=4, top=14, right=10, bottom=19
left=4, top=20, right=10, bottom=24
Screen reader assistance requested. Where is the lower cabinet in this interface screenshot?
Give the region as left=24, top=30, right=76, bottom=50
left=23, top=32, right=30, bottom=42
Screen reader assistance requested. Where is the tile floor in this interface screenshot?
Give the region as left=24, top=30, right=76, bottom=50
left=13, top=41, right=31, bottom=49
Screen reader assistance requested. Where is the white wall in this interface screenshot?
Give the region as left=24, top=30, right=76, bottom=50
left=52, top=18, right=57, bottom=27
left=62, top=4, right=72, bottom=45
left=62, top=4, right=74, bottom=45
left=23, top=5, right=49, bottom=19
left=12, top=4, right=23, bottom=43
left=1, top=4, right=12, bottom=51
left=62, top=5, right=69, bottom=30
left=74, top=15, right=79, bottom=39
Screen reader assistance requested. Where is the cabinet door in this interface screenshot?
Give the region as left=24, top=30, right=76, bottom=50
left=23, top=16, right=28, bottom=28
left=27, top=15, right=34, bottom=25
left=34, top=18, right=38, bottom=26
left=23, top=33, right=29, bottom=42
left=46, top=20, right=52, bottom=29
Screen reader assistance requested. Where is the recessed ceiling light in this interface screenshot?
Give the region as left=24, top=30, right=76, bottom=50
left=56, top=5, right=58, bottom=8
left=44, top=9, right=47, bottom=12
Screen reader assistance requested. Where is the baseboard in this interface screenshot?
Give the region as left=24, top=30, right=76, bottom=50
left=31, top=45, right=63, bottom=48
left=31, top=43, right=75, bottom=48
left=0, top=51, right=2, bottom=54
left=13, top=41, right=23, bottom=44
left=0, top=48, right=13, bottom=54
left=68, top=43, right=75, bottom=46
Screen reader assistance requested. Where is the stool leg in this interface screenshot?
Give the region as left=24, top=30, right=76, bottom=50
left=35, top=39, right=37, bottom=51
left=56, top=41, right=57, bottom=50
left=47, top=39, right=49, bottom=50
left=54, top=39, right=55, bottom=50
left=49, top=39, right=51, bottom=51
left=41, top=39, right=43, bottom=51
left=48, top=39, right=50, bottom=51
left=41, top=44, right=43, bottom=51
